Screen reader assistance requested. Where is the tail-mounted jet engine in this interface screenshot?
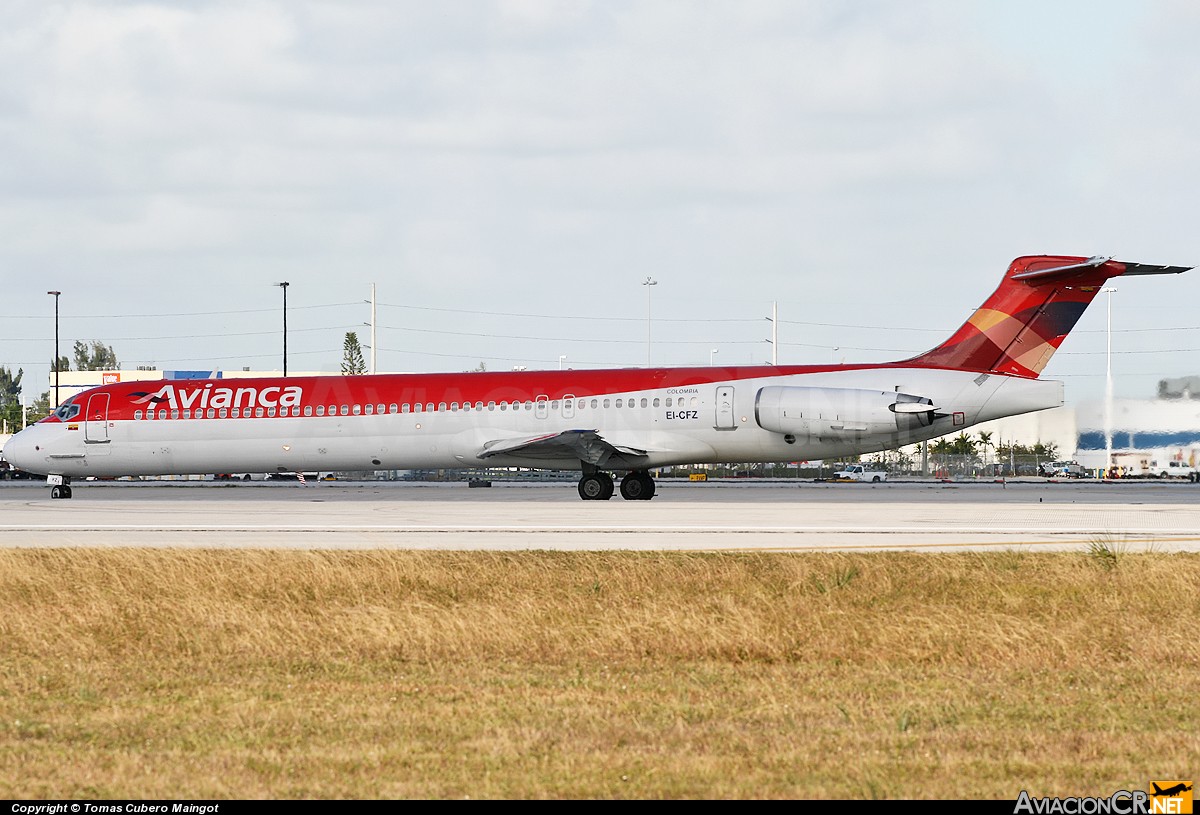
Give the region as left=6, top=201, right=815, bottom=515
left=755, top=386, right=939, bottom=440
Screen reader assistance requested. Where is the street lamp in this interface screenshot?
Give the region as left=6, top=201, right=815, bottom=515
left=559, top=355, right=567, bottom=370
left=1102, top=286, right=1117, bottom=474
left=277, top=282, right=290, bottom=376
left=47, top=291, right=61, bottom=408
left=710, top=348, right=718, bottom=367
left=642, top=277, right=657, bottom=367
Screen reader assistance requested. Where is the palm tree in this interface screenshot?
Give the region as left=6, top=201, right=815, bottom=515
left=977, top=431, right=993, bottom=470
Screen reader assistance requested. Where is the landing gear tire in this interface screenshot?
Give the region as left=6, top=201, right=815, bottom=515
left=50, top=485, right=72, bottom=499
left=578, top=472, right=614, bottom=501
left=619, top=471, right=656, bottom=501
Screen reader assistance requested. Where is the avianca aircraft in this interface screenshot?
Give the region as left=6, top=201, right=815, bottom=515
left=3, top=254, right=1189, bottom=501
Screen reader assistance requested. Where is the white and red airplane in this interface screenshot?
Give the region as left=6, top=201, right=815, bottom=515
left=3, top=254, right=1189, bottom=500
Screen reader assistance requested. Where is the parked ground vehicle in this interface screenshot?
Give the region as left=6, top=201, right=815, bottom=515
left=833, top=464, right=888, bottom=482
left=1148, top=459, right=1197, bottom=480
left=1039, top=460, right=1087, bottom=478
left=0, top=456, right=34, bottom=480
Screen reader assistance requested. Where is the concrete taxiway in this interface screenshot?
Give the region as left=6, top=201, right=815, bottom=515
left=1, top=478, right=1198, bottom=552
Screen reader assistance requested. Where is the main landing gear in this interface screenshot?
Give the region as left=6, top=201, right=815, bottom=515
left=577, top=470, right=656, bottom=501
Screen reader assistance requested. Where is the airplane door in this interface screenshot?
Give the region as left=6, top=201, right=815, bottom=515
left=85, top=393, right=112, bottom=451
left=715, top=386, right=736, bottom=430
left=535, top=395, right=549, bottom=420
left=562, top=394, right=576, bottom=420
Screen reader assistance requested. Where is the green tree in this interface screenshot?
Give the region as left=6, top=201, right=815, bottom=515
left=949, top=432, right=977, bottom=456
left=28, top=392, right=51, bottom=423
left=976, top=431, right=993, bottom=468
left=73, top=341, right=119, bottom=371
left=0, top=366, right=24, bottom=431
left=341, top=332, right=366, bottom=375
left=50, top=354, right=69, bottom=378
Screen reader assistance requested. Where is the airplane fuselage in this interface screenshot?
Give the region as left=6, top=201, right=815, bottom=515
left=4, top=364, right=1061, bottom=480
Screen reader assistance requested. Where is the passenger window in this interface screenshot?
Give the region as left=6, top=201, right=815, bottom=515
left=304, top=406, right=312, bottom=417
left=219, top=409, right=228, bottom=419
left=231, top=408, right=240, bottom=418
left=171, top=410, right=180, bottom=419
left=591, top=399, right=598, bottom=409
left=390, top=404, right=398, bottom=414
left=378, top=404, right=386, bottom=414
left=499, top=402, right=507, bottom=411
left=364, top=404, right=373, bottom=415
left=666, top=397, right=673, bottom=407
left=426, top=403, right=434, bottom=413
left=341, top=405, right=350, bottom=416
left=353, top=405, right=362, bottom=415
left=255, top=407, right=264, bottom=418
left=316, top=406, right=325, bottom=416
left=640, top=398, right=648, bottom=408
left=652, top=398, right=660, bottom=407
left=267, top=408, right=276, bottom=417
left=602, top=399, right=610, bottom=408
left=134, top=410, right=143, bottom=420
left=615, top=399, right=623, bottom=408
left=401, top=404, right=410, bottom=414
left=450, top=402, right=459, bottom=412
left=438, top=402, right=448, bottom=412
left=551, top=401, right=559, bottom=411
left=183, top=410, right=191, bottom=419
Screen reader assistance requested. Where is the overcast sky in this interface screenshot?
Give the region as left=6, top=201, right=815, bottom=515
left=2, top=0, right=1198, bottom=407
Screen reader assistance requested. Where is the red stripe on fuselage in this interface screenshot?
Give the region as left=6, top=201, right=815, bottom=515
left=44, top=360, right=1039, bottom=424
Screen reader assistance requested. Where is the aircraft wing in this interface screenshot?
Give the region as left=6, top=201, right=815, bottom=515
left=478, top=429, right=648, bottom=467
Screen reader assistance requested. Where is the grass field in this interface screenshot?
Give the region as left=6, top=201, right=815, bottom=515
left=1, top=547, right=1196, bottom=799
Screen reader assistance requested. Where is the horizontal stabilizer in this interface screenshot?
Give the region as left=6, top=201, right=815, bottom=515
left=1117, top=262, right=1192, bottom=276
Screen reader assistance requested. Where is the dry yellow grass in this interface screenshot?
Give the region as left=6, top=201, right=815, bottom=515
left=0, top=548, right=1196, bottom=799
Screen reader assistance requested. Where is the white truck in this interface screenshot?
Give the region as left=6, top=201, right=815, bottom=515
left=833, top=464, right=888, bottom=482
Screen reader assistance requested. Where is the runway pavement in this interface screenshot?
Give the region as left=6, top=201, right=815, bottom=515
left=2, top=478, right=1198, bottom=552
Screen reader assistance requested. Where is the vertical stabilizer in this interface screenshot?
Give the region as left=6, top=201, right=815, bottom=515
left=902, top=255, right=1190, bottom=377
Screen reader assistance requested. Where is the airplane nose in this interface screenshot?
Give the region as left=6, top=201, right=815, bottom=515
left=2, top=429, right=42, bottom=473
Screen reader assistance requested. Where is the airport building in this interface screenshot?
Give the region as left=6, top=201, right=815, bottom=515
left=976, top=376, right=1200, bottom=475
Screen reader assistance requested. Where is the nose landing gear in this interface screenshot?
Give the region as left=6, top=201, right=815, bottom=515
left=47, top=475, right=73, bottom=499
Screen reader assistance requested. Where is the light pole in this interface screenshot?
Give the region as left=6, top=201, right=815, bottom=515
left=1102, top=286, right=1117, bottom=474
left=642, top=277, right=657, bottom=367
left=710, top=348, right=718, bottom=367
left=277, top=282, right=290, bottom=376
left=559, top=355, right=567, bottom=370
left=47, top=291, right=61, bottom=408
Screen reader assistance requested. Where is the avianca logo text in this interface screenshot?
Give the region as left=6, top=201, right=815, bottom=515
left=129, top=384, right=304, bottom=411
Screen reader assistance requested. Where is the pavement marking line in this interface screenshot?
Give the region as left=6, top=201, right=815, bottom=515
left=2, top=525, right=1200, bottom=535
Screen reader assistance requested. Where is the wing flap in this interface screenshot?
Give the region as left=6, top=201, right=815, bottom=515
left=479, top=429, right=645, bottom=466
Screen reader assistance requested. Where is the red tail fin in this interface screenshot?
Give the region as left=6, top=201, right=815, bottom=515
left=903, top=255, right=1190, bottom=377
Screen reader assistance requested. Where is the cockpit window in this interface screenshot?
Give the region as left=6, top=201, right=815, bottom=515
left=53, top=403, right=81, bottom=421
